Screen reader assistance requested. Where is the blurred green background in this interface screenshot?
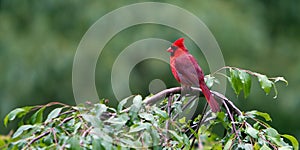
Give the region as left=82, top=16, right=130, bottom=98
left=1, top=0, right=299, bottom=141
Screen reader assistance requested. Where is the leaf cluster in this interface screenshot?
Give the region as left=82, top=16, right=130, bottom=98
left=211, top=67, right=288, bottom=99
left=1, top=68, right=298, bottom=150
left=2, top=97, right=298, bottom=149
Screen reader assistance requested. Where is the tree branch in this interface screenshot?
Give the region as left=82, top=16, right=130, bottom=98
left=144, top=87, right=181, bottom=105
left=144, top=87, right=242, bottom=116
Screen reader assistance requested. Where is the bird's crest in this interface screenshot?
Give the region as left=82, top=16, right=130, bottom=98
left=173, top=38, right=188, bottom=51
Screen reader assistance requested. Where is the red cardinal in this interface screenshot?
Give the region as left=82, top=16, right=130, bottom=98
left=167, top=38, right=220, bottom=112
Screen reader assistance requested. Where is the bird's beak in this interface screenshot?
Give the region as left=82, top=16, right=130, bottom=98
left=167, top=47, right=173, bottom=53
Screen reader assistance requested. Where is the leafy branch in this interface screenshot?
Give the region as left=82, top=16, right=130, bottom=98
left=1, top=68, right=298, bottom=150
left=211, top=66, right=288, bottom=98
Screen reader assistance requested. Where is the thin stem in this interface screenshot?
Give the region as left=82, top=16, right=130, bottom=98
left=222, top=100, right=239, bottom=141
left=50, top=128, right=58, bottom=145
left=249, top=117, right=269, bottom=129
left=211, top=66, right=267, bottom=78
left=189, top=102, right=208, bottom=150
left=23, top=130, right=51, bottom=150
left=215, top=72, right=230, bottom=79
left=211, top=66, right=231, bottom=76
left=165, top=94, right=173, bottom=146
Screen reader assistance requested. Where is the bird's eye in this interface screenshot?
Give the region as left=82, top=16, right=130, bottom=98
left=171, top=45, right=177, bottom=50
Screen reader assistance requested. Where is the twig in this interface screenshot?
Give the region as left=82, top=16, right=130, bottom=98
left=211, top=91, right=242, bottom=115
left=50, top=128, right=58, bottom=145
left=144, top=87, right=182, bottom=105
left=189, top=102, right=208, bottom=150
left=164, top=94, right=173, bottom=146
left=59, top=116, right=74, bottom=126
left=23, top=130, right=51, bottom=150
left=80, top=126, right=93, bottom=146
left=222, top=99, right=239, bottom=140
left=211, top=66, right=267, bottom=78
left=167, top=95, right=173, bottom=117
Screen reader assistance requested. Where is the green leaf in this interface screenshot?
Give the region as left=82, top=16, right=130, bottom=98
left=229, top=68, right=243, bottom=95
left=0, top=137, right=5, bottom=147
left=119, top=138, right=135, bottom=147
left=138, top=112, right=154, bottom=122
left=105, top=114, right=129, bottom=125
left=224, top=139, right=233, bottom=150
left=217, top=111, right=226, bottom=121
left=107, top=107, right=116, bottom=113
left=172, top=101, right=183, bottom=114
left=239, top=70, right=252, bottom=98
left=246, top=110, right=272, bottom=121
left=273, top=77, right=288, bottom=85
left=92, top=139, right=105, bottom=150
left=117, top=96, right=133, bottom=113
left=278, top=146, right=294, bottom=150
left=168, top=130, right=183, bottom=142
left=129, top=123, right=151, bottom=133
left=68, top=136, right=82, bottom=150
left=265, top=128, right=279, bottom=137
left=257, top=75, right=273, bottom=95
left=212, top=143, right=222, bottom=150
left=81, top=114, right=97, bottom=125
left=94, top=104, right=107, bottom=117
left=182, top=134, right=190, bottom=148
left=281, top=134, right=299, bottom=150
left=73, top=122, right=82, bottom=134
left=244, top=144, right=253, bottom=150
left=30, top=107, right=46, bottom=124
left=43, top=133, right=53, bottom=145
left=267, top=136, right=285, bottom=147
left=179, top=117, right=186, bottom=124
left=264, top=128, right=286, bottom=146
left=130, top=95, right=142, bottom=113
left=142, top=131, right=152, bottom=147
left=260, top=144, right=272, bottom=150
left=12, top=125, right=34, bottom=138
left=91, top=128, right=113, bottom=143
left=152, top=107, right=168, bottom=119
left=205, top=75, right=216, bottom=88
left=150, top=127, right=160, bottom=146
left=254, top=142, right=261, bottom=150
left=256, top=111, right=272, bottom=122
left=45, top=108, right=63, bottom=122
left=238, top=143, right=252, bottom=150
left=101, top=140, right=113, bottom=150
left=246, top=126, right=259, bottom=138
left=133, top=95, right=142, bottom=103
left=4, top=106, right=34, bottom=127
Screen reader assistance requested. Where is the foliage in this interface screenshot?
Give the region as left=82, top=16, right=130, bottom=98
left=1, top=68, right=298, bottom=149
left=211, top=66, right=288, bottom=99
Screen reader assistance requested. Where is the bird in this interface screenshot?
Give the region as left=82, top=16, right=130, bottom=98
left=167, top=38, right=220, bottom=112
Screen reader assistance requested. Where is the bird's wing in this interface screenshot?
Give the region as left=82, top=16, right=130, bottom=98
left=174, top=54, right=201, bottom=86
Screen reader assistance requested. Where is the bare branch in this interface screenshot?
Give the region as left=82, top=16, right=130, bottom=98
left=144, top=87, right=181, bottom=105
left=143, top=87, right=242, bottom=116
left=24, top=130, right=51, bottom=150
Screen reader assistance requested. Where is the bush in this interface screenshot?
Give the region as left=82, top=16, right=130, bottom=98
left=1, top=67, right=298, bottom=149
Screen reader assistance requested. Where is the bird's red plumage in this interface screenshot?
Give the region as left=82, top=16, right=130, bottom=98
left=167, top=38, right=220, bottom=112
left=173, top=38, right=185, bottom=49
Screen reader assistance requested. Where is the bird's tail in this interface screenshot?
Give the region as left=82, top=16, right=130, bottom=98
left=200, top=84, right=220, bottom=112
